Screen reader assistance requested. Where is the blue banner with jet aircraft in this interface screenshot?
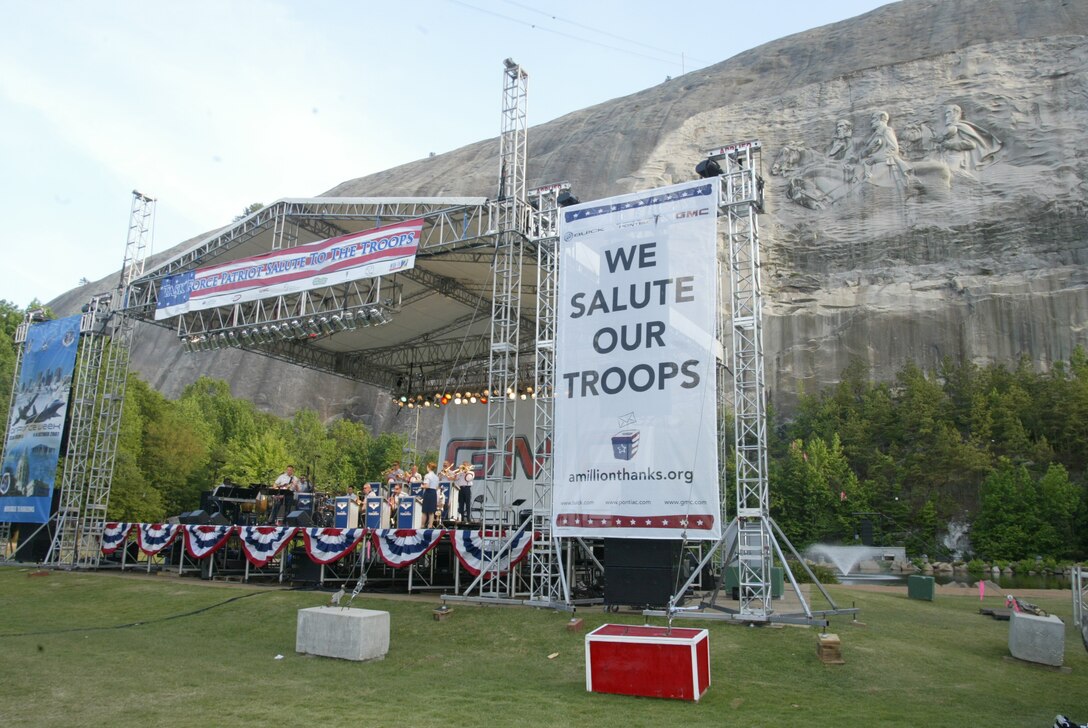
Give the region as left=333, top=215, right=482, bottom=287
left=0, top=315, right=81, bottom=523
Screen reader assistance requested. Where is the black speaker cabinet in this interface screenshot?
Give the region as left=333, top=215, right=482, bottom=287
left=605, top=538, right=681, bottom=569
left=605, top=566, right=677, bottom=608
left=286, top=510, right=312, bottom=527
left=603, top=538, right=682, bottom=607
left=14, top=522, right=54, bottom=563
left=289, top=548, right=322, bottom=583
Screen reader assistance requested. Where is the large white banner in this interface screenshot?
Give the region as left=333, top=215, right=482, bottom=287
left=155, top=219, right=423, bottom=320
left=553, top=178, right=721, bottom=540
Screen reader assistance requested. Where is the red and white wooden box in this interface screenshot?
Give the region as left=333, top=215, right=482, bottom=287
left=585, top=624, right=710, bottom=701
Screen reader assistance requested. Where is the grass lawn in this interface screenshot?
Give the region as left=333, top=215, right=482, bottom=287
left=0, top=567, right=1085, bottom=727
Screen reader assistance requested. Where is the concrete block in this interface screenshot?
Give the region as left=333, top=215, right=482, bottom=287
left=1008, top=611, right=1064, bottom=667
left=296, top=606, right=389, bottom=662
left=566, top=618, right=584, bottom=632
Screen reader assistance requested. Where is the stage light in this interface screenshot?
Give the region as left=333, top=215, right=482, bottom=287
left=520, top=393, right=527, bottom=400
left=695, top=158, right=722, bottom=178
left=480, top=396, right=488, bottom=404
left=305, top=318, right=321, bottom=334
left=399, top=395, right=408, bottom=403
left=469, top=396, right=477, bottom=403
left=557, top=190, right=580, bottom=207
left=331, top=314, right=350, bottom=331
left=454, top=397, right=462, bottom=405
left=423, top=400, right=431, bottom=407
left=226, top=330, right=239, bottom=345
left=239, top=329, right=252, bottom=344
left=290, top=319, right=305, bottom=337
left=407, top=401, right=415, bottom=409
left=218, top=332, right=230, bottom=348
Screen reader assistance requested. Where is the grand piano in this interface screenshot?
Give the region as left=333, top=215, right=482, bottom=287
left=203, top=483, right=274, bottom=525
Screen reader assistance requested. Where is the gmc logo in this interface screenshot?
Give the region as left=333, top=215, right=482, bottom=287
left=676, top=208, right=709, bottom=219
left=444, top=436, right=552, bottom=479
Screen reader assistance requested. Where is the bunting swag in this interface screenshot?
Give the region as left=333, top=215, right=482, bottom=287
left=371, top=529, right=444, bottom=568
left=238, top=526, right=298, bottom=567
left=101, top=522, right=134, bottom=554
left=184, top=524, right=235, bottom=560
left=302, top=528, right=365, bottom=564
left=136, top=523, right=182, bottom=556
left=450, top=529, right=533, bottom=576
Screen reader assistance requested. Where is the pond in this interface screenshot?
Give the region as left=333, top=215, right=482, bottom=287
left=835, top=571, right=1072, bottom=590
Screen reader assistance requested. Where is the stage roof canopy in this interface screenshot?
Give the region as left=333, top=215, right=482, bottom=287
left=127, top=195, right=545, bottom=399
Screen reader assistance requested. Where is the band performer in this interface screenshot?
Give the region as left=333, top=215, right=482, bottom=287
left=421, top=462, right=440, bottom=528
left=455, top=462, right=474, bottom=522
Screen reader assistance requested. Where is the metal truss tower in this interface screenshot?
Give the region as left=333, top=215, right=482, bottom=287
left=47, top=295, right=111, bottom=566
left=718, top=142, right=775, bottom=616
left=47, top=191, right=153, bottom=567
left=471, top=59, right=529, bottom=599
left=528, top=183, right=570, bottom=607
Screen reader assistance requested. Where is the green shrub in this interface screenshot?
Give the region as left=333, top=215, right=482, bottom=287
left=966, top=559, right=986, bottom=573
left=786, top=560, right=839, bottom=584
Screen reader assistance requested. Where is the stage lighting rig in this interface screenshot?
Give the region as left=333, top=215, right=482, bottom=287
left=695, top=158, right=722, bottom=179
left=557, top=190, right=580, bottom=208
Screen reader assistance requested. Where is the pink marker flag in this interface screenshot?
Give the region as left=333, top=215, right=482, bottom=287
left=978, top=580, right=984, bottom=601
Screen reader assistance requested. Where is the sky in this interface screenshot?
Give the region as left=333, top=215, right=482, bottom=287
left=0, top=0, right=893, bottom=309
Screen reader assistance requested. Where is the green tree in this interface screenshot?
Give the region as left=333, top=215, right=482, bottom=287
left=221, top=429, right=291, bottom=484
left=1035, top=463, right=1080, bottom=558
left=107, top=381, right=164, bottom=522
left=971, top=460, right=1039, bottom=561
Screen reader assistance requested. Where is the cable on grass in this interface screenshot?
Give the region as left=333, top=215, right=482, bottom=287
left=0, top=590, right=271, bottom=638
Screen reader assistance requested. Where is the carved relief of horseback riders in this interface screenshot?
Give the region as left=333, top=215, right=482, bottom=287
left=771, top=104, right=1003, bottom=210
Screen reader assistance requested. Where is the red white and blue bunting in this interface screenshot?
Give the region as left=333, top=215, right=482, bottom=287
left=238, top=526, right=298, bottom=567
left=136, top=523, right=182, bottom=556
left=450, top=529, right=534, bottom=576
left=302, top=527, right=365, bottom=564
left=184, top=524, right=235, bottom=560
left=101, top=522, right=134, bottom=554
left=371, top=529, right=444, bottom=568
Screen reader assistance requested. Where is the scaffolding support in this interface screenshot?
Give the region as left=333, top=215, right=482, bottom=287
left=721, top=142, right=774, bottom=616
left=46, top=296, right=111, bottom=566
left=1074, top=565, right=1087, bottom=652
left=528, top=183, right=569, bottom=607
left=474, top=58, right=529, bottom=599
left=46, top=191, right=153, bottom=568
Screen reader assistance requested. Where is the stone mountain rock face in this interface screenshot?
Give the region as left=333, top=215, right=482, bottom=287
left=51, top=0, right=1088, bottom=422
